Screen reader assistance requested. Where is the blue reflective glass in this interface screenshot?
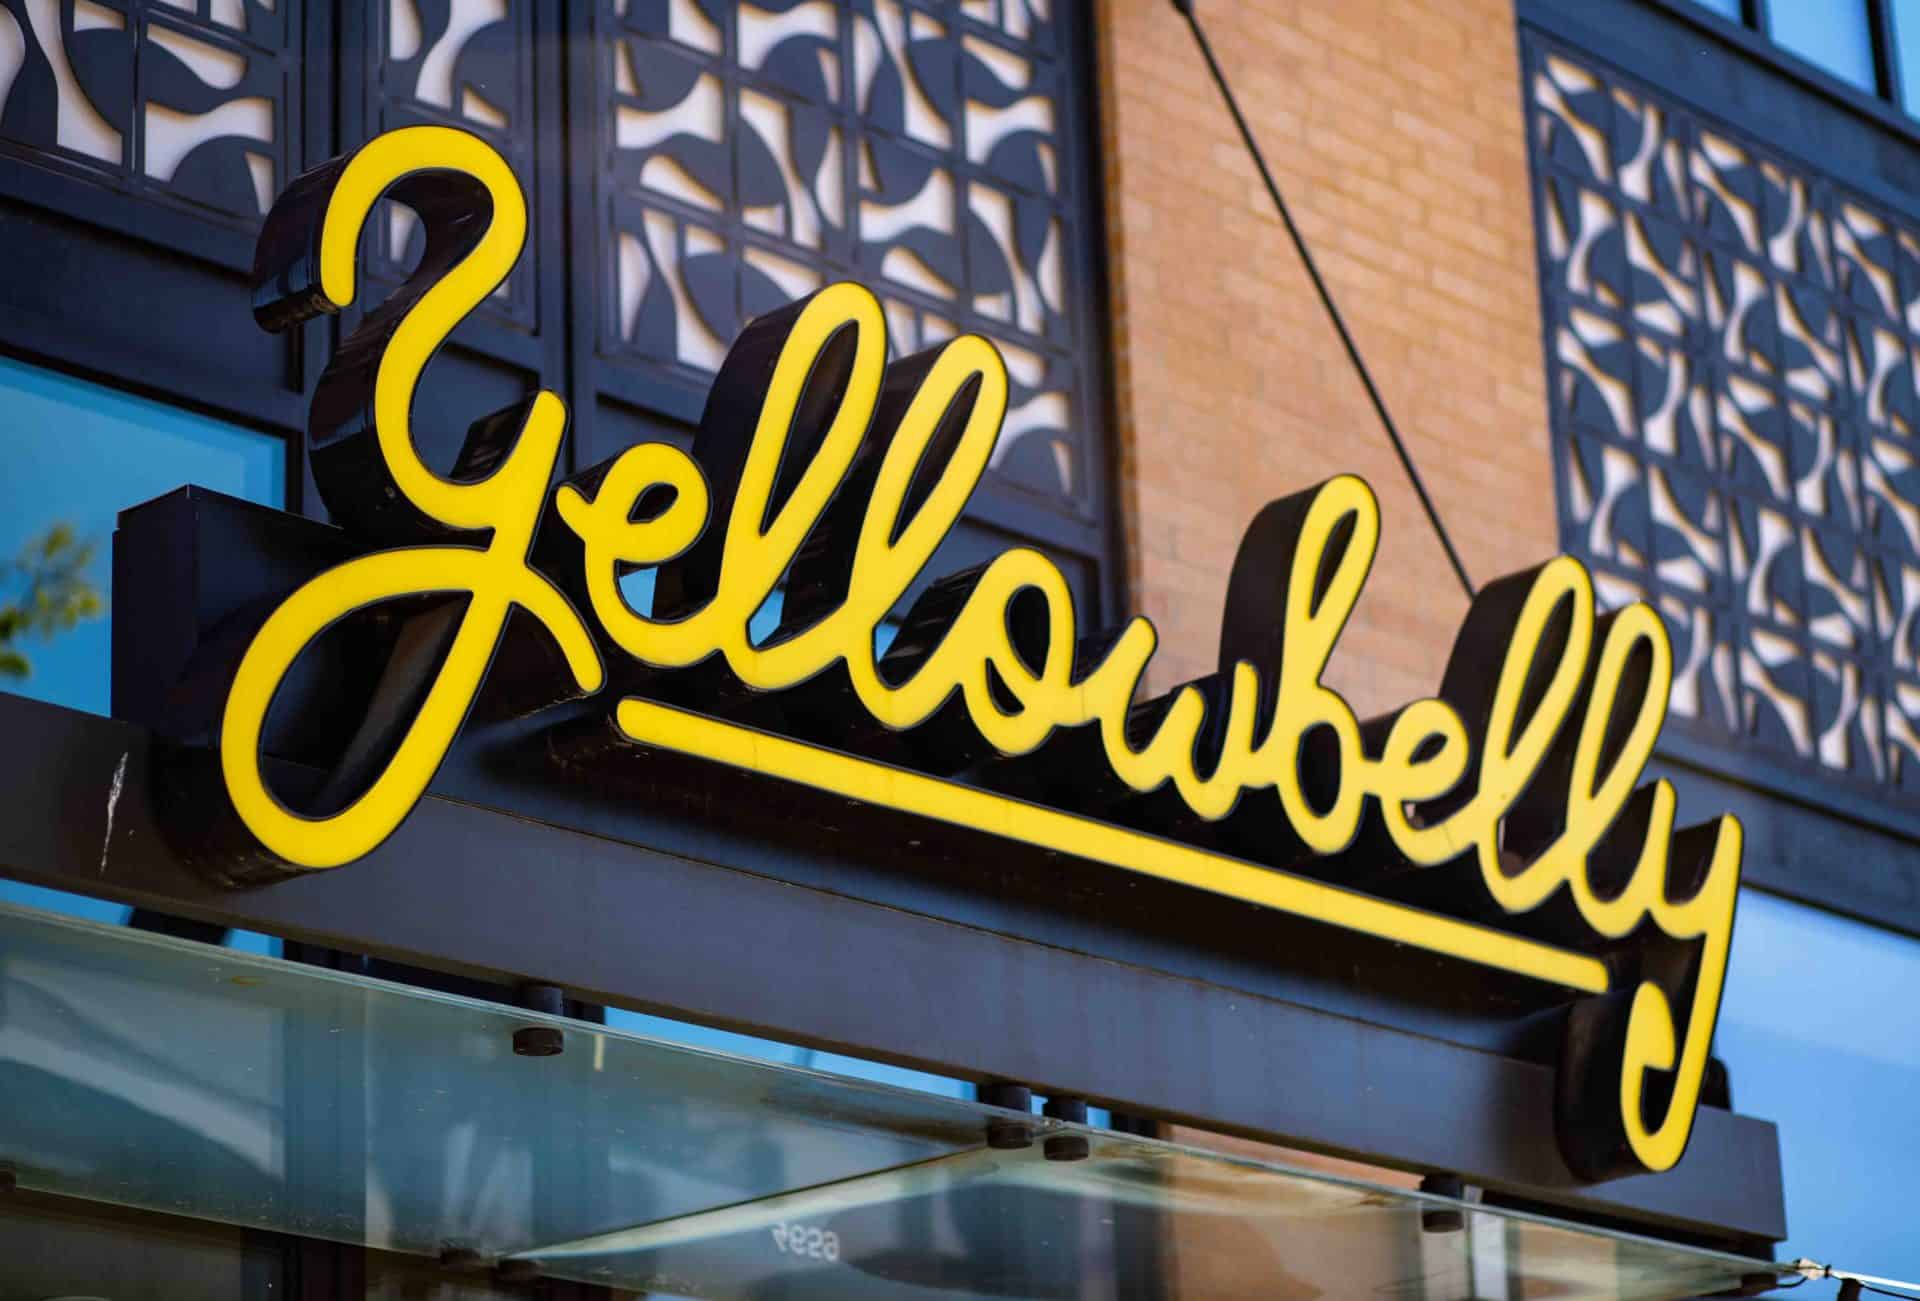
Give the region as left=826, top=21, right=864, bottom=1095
left=751, top=588, right=783, bottom=644
left=0, top=880, right=128, bottom=927
left=0, top=356, right=283, bottom=930
left=603, top=1007, right=975, bottom=1101
left=619, top=566, right=658, bottom=614
left=224, top=928, right=285, bottom=958
left=1769, top=0, right=1879, bottom=90
left=1893, top=0, right=1920, bottom=109
left=0, top=355, right=284, bottom=715
left=1717, top=891, right=1920, bottom=1288
left=617, top=568, right=781, bottom=641
left=0, top=902, right=1781, bottom=1297
left=616, top=569, right=783, bottom=639
left=1692, top=0, right=1745, bottom=20
left=619, top=568, right=903, bottom=654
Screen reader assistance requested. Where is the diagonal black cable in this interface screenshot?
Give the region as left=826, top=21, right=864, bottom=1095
left=1170, top=0, right=1477, bottom=600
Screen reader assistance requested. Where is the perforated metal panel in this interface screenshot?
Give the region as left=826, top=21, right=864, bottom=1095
left=0, top=0, right=1118, bottom=620
left=1525, top=30, right=1920, bottom=810
left=0, top=0, right=295, bottom=231
left=567, top=0, right=1114, bottom=612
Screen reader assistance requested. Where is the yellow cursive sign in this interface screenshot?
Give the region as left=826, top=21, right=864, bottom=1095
left=229, top=127, right=1742, bottom=1180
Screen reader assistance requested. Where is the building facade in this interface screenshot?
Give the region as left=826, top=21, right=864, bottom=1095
left=1102, top=3, right=1920, bottom=1293
left=0, top=0, right=1914, bottom=1296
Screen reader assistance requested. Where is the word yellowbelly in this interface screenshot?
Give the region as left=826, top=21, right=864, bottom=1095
left=218, top=126, right=1741, bottom=1182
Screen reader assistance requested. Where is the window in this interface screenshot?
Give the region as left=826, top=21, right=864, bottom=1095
left=0, top=0, right=1118, bottom=623
left=0, top=355, right=284, bottom=716
left=1524, top=35, right=1920, bottom=818
left=0, top=354, right=283, bottom=939
left=1897, top=0, right=1920, bottom=105
left=1717, top=889, right=1920, bottom=1287
left=1521, top=26, right=1920, bottom=1275
left=1767, top=0, right=1877, bottom=91
left=575, top=0, right=1113, bottom=617
left=1683, top=0, right=1918, bottom=109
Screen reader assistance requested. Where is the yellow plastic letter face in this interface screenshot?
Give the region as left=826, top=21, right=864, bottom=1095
left=222, top=129, right=602, bottom=869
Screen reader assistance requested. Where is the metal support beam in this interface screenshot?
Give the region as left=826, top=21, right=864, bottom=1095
left=0, top=691, right=1786, bottom=1247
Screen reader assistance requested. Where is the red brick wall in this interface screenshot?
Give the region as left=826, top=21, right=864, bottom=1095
left=1096, top=0, right=1555, bottom=717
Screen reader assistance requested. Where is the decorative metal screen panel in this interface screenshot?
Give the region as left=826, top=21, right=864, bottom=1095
left=1524, top=34, right=1920, bottom=802
left=592, top=0, right=1095, bottom=524
left=0, top=0, right=293, bottom=229
left=0, top=0, right=1115, bottom=607
left=369, top=0, right=536, bottom=329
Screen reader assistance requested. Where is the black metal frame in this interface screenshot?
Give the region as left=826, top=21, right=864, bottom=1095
left=0, top=688, right=1788, bottom=1252
left=0, top=0, right=1120, bottom=619
left=1522, top=0, right=1920, bottom=939
left=1645, top=0, right=1919, bottom=124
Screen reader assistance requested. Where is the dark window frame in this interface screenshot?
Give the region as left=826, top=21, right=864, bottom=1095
left=1645, top=0, right=1920, bottom=136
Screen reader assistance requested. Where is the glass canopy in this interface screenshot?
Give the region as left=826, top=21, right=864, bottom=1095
left=0, top=901, right=1789, bottom=1299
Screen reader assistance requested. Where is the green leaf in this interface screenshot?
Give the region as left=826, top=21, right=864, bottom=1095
left=0, top=522, right=105, bottom=678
